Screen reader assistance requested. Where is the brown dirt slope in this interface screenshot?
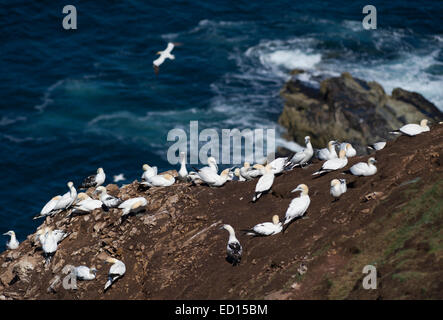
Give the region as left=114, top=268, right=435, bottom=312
left=0, top=125, right=442, bottom=300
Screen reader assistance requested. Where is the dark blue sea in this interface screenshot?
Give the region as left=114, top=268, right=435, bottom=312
left=1, top=1, right=442, bottom=242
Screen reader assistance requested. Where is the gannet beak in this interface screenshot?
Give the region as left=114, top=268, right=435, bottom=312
left=291, top=187, right=302, bottom=193
left=3, top=232, right=8, bottom=236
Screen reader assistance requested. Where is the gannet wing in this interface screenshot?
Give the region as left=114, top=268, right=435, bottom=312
left=165, top=42, right=175, bottom=54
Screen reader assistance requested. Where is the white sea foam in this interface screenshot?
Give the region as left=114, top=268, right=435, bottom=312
left=34, top=79, right=65, bottom=112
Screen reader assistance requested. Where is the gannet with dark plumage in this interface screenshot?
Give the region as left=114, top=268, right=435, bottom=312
left=221, top=224, right=242, bottom=266
left=283, top=184, right=310, bottom=226
left=252, top=164, right=274, bottom=202
left=287, top=136, right=314, bottom=168
left=104, top=257, right=126, bottom=291
left=80, top=168, right=106, bottom=189
left=350, top=157, right=377, bottom=176
left=390, top=119, right=430, bottom=136
left=74, top=266, right=97, bottom=281
left=242, top=215, right=282, bottom=236
left=330, top=179, right=347, bottom=198
left=317, top=141, right=338, bottom=160
left=313, top=149, right=348, bottom=175
left=340, top=143, right=357, bottom=157
left=34, top=182, right=77, bottom=219
left=153, top=42, right=178, bottom=75
left=3, top=231, right=19, bottom=250
left=94, top=186, right=122, bottom=208
left=141, top=164, right=158, bottom=181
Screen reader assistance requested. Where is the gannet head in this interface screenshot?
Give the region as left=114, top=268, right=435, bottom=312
left=368, top=157, right=377, bottom=165
left=142, top=164, right=151, bottom=171
left=67, top=181, right=74, bottom=188
left=220, top=169, right=230, bottom=177
left=272, top=215, right=280, bottom=225
left=90, top=268, right=98, bottom=274
left=331, top=179, right=340, bottom=187
left=77, top=193, right=90, bottom=201
left=156, top=51, right=162, bottom=55
left=105, top=257, right=118, bottom=264
left=97, top=168, right=104, bottom=174
left=3, top=231, right=15, bottom=236
left=346, top=143, right=352, bottom=150
left=163, top=174, right=173, bottom=180
left=305, top=136, right=311, bottom=144
left=420, top=119, right=428, bottom=127
left=94, top=186, right=107, bottom=195
left=328, top=141, right=336, bottom=148
left=338, top=149, right=347, bottom=159
left=253, top=164, right=265, bottom=170
left=220, top=224, right=235, bottom=235
left=243, top=162, right=250, bottom=169
left=292, top=184, right=309, bottom=195
left=234, top=168, right=240, bottom=177
left=208, top=157, right=217, bottom=166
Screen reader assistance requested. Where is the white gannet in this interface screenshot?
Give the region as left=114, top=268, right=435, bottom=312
left=234, top=168, right=246, bottom=181
left=3, top=231, right=19, bottom=250
left=104, top=257, right=126, bottom=291
left=252, top=164, right=275, bottom=202
left=330, top=179, right=347, bottom=199
left=94, top=186, right=122, bottom=208
left=390, top=119, right=430, bottom=136
left=141, top=173, right=175, bottom=187
left=118, top=197, right=148, bottom=218
left=288, top=136, right=314, bottom=168
left=34, top=195, right=62, bottom=220
left=36, top=227, right=69, bottom=245
left=39, top=181, right=78, bottom=219
left=221, top=224, right=242, bottom=266
left=349, top=157, right=377, bottom=176
left=200, top=157, right=219, bottom=174
left=269, top=157, right=289, bottom=175
left=113, top=173, right=125, bottom=183
left=283, top=184, right=310, bottom=227
left=188, top=157, right=218, bottom=183
left=178, top=151, right=189, bottom=181
left=42, top=230, right=58, bottom=265
left=80, top=168, right=106, bottom=189
left=367, top=141, right=386, bottom=151
left=242, top=215, right=282, bottom=237
left=141, top=164, right=158, bottom=181
left=74, top=266, right=97, bottom=281
left=313, top=149, right=348, bottom=175
left=71, top=193, right=104, bottom=214
left=153, top=42, right=178, bottom=75
left=194, top=168, right=230, bottom=187
left=240, top=162, right=262, bottom=180
left=340, top=143, right=357, bottom=158
left=317, top=141, right=338, bottom=160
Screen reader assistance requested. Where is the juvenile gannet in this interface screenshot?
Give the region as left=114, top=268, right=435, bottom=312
left=153, top=42, right=178, bottom=75
left=178, top=151, right=189, bottom=181
left=367, top=141, right=386, bottom=151
left=118, top=197, right=148, bottom=218
left=141, top=164, right=158, bottom=181
left=234, top=168, right=246, bottom=181
left=80, top=168, right=106, bottom=189
left=313, top=150, right=348, bottom=175
left=269, top=157, right=289, bottom=175
left=3, top=231, right=19, bottom=250
left=242, top=215, right=282, bottom=236
left=104, top=257, right=126, bottom=291
left=113, top=174, right=126, bottom=183
left=340, top=143, right=357, bottom=158
left=141, top=174, right=175, bottom=187
left=317, top=141, right=338, bottom=160
left=94, top=186, right=122, bottom=208
left=287, top=136, right=314, bottom=168
left=193, top=168, right=230, bottom=187
left=72, top=193, right=105, bottom=214
left=34, top=195, right=62, bottom=220
left=330, top=179, right=347, bottom=199
left=74, top=266, right=97, bottom=281
left=349, top=157, right=377, bottom=176
left=390, top=119, right=430, bottom=136
left=252, top=164, right=275, bottom=202
left=221, top=224, right=242, bottom=266
left=283, top=184, right=310, bottom=227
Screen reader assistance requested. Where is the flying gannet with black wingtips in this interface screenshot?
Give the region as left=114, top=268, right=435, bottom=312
left=104, top=257, right=126, bottom=291
left=3, top=231, right=19, bottom=250
left=94, top=186, right=122, bottom=208
left=283, top=184, right=310, bottom=228
left=390, top=119, right=430, bottom=136
left=242, top=215, right=282, bottom=237
left=317, top=141, right=338, bottom=160
left=221, top=224, right=242, bottom=266
left=313, top=149, right=348, bottom=176
left=349, top=157, right=377, bottom=176
left=287, top=136, right=314, bottom=168
left=153, top=42, right=179, bottom=75
left=330, top=179, right=347, bottom=199
left=252, top=164, right=274, bottom=202
left=80, top=168, right=106, bottom=189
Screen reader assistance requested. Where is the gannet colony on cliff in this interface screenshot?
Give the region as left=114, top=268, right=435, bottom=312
left=2, top=118, right=435, bottom=291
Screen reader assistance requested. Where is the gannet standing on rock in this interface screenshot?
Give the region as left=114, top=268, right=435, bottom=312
left=252, top=164, right=274, bottom=202
left=220, top=224, right=242, bottom=266
left=340, top=143, right=357, bottom=158
left=141, top=164, right=158, bottom=181
left=283, top=184, right=310, bottom=229
left=313, top=150, right=348, bottom=176
left=330, top=179, right=347, bottom=199
left=34, top=182, right=77, bottom=219
left=367, top=141, right=386, bottom=151
left=242, top=215, right=282, bottom=237
left=74, top=266, right=97, bottom=281
left=118, top=197, right=148, bottom=221
left=41, top=230, right=58, bottom=265
left=80, top=168, right=106, bottom=189
left=141, top=174, right=175, bottom=187
left=153, top=42, right=178, bottom=75
left=390, top=119, right=430, bottom=136
left=349, top=157, right=377, bottom=176
left=178, top=151, right=189, bottom=182
left=317, top=141, right=338, bottom=160
left=188, top=157, right=218, bottom=182
left=3, top=231, right=19, bottom=250
left=94, top=186, right=122, bottom=208
left=34, top=195, right=62, bottom=220
left=287, top=136, right=314, bottom=168
left=104, top=257, right=126, bottom=291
